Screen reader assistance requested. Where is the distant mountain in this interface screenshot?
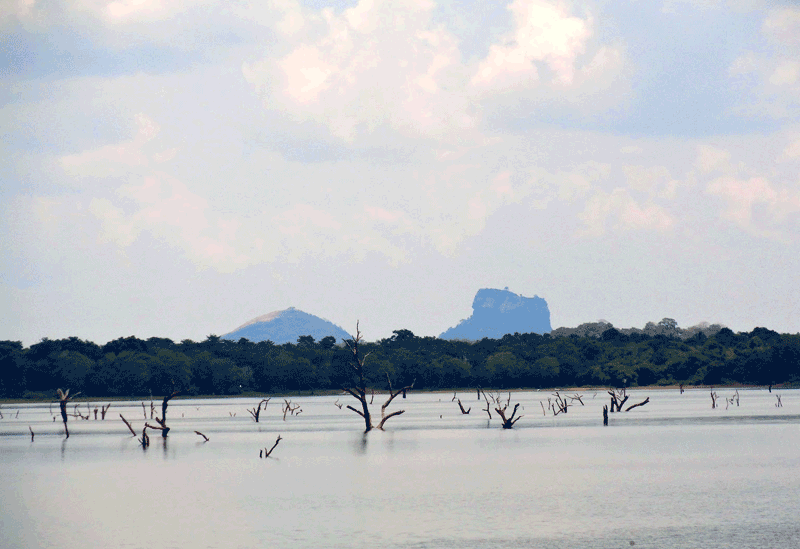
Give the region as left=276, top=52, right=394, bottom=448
left=222, top=307, right=351, bottom=344
left=439, top=288, right=551, bottom=340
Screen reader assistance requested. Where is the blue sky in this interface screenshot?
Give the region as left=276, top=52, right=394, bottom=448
left=2, top=0, right=799, bottom=345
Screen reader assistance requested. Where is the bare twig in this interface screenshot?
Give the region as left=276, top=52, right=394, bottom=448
left=194, top=431, right=209, bottom=442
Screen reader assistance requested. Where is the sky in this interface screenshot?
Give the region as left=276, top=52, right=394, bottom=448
left=2, top=0, right=800, bottom=346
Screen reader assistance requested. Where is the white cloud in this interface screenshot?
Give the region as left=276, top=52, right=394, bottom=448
left=706, top=175, right=800, bottom=237
left=243, top=0, right=474, bottom=141
left=579, top=188, right=674, bottom=236
left=762, top=6, right=800, bottom=47
left=727, top=7, right=800, bottom=119
left=695, top=144, right=732, bottom=174
left=471, top=0, right=591, bottom=90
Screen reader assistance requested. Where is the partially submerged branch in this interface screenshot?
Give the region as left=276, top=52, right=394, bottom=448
left=194, top=431, right=209, bottom=442
left=120, top=414, right=137, bottom=436
left=261, top=435, right=282, bottom=458
left=457, top=399, right=471, bottom=414
left=624, top=397, right=650, bottom=411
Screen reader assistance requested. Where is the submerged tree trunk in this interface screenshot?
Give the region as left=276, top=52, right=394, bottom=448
left=57, top=388, right=79, bottom=438
left=153, top=390, right=179, bottom=437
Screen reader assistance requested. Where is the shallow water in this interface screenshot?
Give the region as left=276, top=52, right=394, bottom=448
left=1, top=388, right=799, bottom=548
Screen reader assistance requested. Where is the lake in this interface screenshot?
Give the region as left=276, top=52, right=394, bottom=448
left=1, top=388, right=799, bottom=548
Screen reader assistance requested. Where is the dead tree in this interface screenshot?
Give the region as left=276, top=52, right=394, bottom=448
left=608, top=388, right=649, bottom=413
left=608, top=388, right=629, bottom=412
left=494, top=399, right=522, bottom=429
left=153, top=391, right=179, bottom=437
left=282, top=399, right=301, bottom=420
left=551, top=392, right=569, bottom=415
left=247, top=398, right=271, bottom=423
left=569, top=393, right=585, bottom=406
left=29, top=426, right=34, bottom=441
left=603, top=405, right=608, bottom=426
left=334, top=399, right=343, bottom=409
left=457, top=399, right=471, bottom=414
left=775, top=394, right=783, bottom=408
left=100, top=404, right=111, bottom=419
left=57, top=388, right=80, bottom=438
left=341, top=322, right=413, bottom=432
left=260, top=435, right=282, bottom=458
left=710, top=390, right=719, bottom=409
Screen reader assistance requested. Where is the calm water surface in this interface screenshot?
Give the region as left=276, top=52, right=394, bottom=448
left=2, top=388, right=799, bottom=548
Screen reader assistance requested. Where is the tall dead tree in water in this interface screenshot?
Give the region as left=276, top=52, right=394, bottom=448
left=342, top=322, right=414, bottom=433
left=153, top=390, right=179, bottom=437
left=57, top=388, right=80, bottom=438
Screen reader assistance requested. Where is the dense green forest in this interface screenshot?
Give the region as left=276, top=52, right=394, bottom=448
left=1, top=325, right=799, bottom=399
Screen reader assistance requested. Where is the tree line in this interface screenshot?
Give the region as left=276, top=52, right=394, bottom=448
left=1, top=323, right=799, bottom=399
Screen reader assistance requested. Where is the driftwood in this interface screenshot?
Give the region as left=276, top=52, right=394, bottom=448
left=334, top=399, right=343, bottom=409
left=261, top=435, right=282, bottom=458
left=120, top=414, right=137, bottom=436
left=247, top=398, right=271, bottom=423
left=194, top=431, right=209, bottom=442
left=457, top=399, right=471, bottom=414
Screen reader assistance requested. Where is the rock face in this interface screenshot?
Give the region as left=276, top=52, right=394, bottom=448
left=222, top=307, right=351, bottom=344
left=439, top=288, right=551, bottom=340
